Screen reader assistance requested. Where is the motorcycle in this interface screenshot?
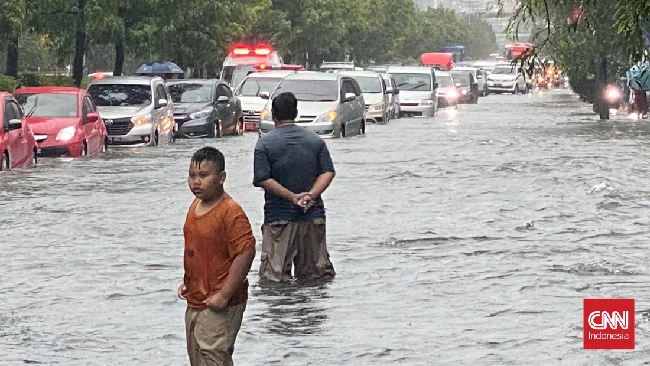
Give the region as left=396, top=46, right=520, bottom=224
left=595, top=84, right=621, bottom=119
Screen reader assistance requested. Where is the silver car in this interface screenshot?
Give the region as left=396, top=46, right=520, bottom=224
left=87, top=76, right=175, bottom=146
left=339, top=70, right=392, bottom=124
left=388, top=66, right=439, bottom=118
left=259, top=72, right=366, bottom=138
left=381, top=73, right=400, bottom=119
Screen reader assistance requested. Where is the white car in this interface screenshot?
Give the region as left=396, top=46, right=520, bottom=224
left=486, top=65, right=529, bottom=94
left=452, top=66, right=488, bottom=96
left=234, top=70, right=303, bottom=131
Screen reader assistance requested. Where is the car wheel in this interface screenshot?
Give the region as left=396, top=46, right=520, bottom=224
left=1, top=152, right=9, bottom=171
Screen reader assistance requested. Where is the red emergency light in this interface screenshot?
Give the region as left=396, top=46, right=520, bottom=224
left=253, top=64, right=305, bottom=71
left=229, top=44, right=273, bottom=57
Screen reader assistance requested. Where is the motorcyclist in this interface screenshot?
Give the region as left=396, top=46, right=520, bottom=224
left=627, top=64, right=649, bottom=117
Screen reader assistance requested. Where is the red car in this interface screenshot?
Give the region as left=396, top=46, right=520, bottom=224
left=13, top=86, right=107, bottom=157
left=0, top=92, right=37, bottom=171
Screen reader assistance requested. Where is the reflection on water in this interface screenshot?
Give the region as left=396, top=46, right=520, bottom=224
left=251, top=279, right=332, bottom=337
left=442, top=107, right=459, bottom=133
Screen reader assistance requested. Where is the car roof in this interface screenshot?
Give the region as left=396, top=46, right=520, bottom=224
left=89, top=75, right=161, bottom=86
left=387, top=66, right=433, bottom=73
left=166, top=79, right=221, bottom=85
left=434, top=71, right=452, bottom=77
left=0, top=91, right=12, bottom=99
left=338, top=70, right=381, bottom=77
left=452, top=66, right=479, bottom=71
left=14, top=86, right=84, bottom=94
left=248, top=70, right=300, bottom=78
left=282, top=72, right=340, bottom=81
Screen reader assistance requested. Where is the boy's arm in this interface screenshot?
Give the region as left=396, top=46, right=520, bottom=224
left=218, top=247, right=255, bottom=301
left=219, top=210, right=256, bottom=301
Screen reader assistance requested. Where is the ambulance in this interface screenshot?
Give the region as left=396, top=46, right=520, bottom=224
left=220, top=44, right=283, bottom=90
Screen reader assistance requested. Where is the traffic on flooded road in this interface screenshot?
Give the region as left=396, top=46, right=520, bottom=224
left=3, top=88, right=648, bottom=365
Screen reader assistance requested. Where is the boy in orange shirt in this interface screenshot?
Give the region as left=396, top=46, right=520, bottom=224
left=178, top=147, right=256, bottom=366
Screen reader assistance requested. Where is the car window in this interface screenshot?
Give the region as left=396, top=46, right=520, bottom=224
left=85, top=96, right=97, bottom=113
left=216, top=84, right=232, bottom=99
left=237, top=77, right=281, bottom=97
left=355, top=76, right=383, bottom=93
left=273, top=79, right=339, bottom=102
left=9, top=101, right=22, bottom=119
left=168, top=83, right=212, bottom=103
left=155, top=84, right=166, bottom=100
left=15, top=93, right=79, bottom=118
left=87, top=84, right=152, bottom=107
left=391, top=73, right=432, bottom=91
left=3, top=100, right=13, bottom=129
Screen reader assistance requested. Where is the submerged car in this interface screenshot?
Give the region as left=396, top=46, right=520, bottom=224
left=0, top=92, right=37, bottom=171
left=433, top=71, right=459, bottom=108
left=14, top=86, right=107, bottom=157
left=450, top=70, right=479, bottom=104
left=235, top=70, right=300, bottom=132
left=340, top=70, right=392, bottom=124
left=168, top=79, right=243, bottom=138
left=487, top=65, right=528, bottom=94
left=381, top=73, right=401, bottom=119
left=388, top=66, right=439, bottom=117
left=87, top=76, right=175, bottom=146
left=259, top=72, right=366, bottom=138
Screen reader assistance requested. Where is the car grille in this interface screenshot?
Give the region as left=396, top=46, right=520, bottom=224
left=243, top=110, right=260, bottom=124
left=400, top=102, right=420, bottom=107
left=105, top=117, right=134, bottom=136
left=296, top=115, right=318, bottom=123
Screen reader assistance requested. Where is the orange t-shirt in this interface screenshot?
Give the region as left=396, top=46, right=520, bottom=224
left=183, top=193, right=256, bottom=310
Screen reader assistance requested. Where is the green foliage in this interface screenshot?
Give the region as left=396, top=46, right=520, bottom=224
left=0, top=75, right=19, bottom=92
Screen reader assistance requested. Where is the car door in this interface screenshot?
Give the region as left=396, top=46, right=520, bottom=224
left=3, top=98, right=27, bottom=167
left=215, top=83, right=236, bottom=129
left=341, top=78, right=362, bottom=134
left=81, top=95, right=98, bottom=152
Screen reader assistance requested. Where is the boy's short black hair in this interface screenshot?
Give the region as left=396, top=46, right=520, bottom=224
left=272, top=92, right=298, bottom=121
left=191, top=147, right=225, bottom=172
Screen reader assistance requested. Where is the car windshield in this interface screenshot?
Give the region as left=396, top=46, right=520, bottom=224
left=272, top=79, right=338, bottom=101
left=231, top=66, right=255, bottom=90
left=15, top=93, right=78, bottom=118
left=87, top=84, right=152, bottom=107
left=436, top=75, right=453, bottom=87
left=391, top=73, right=432, bottom=91
left=491, top=67, right=517, bottom=75
left=168, top=83, right=212, bottom=103
left=238, top=77, right=281, bottom=97
left=355, top=76, right=383, bottom=93
left=451, top=72, right=471, bottom=86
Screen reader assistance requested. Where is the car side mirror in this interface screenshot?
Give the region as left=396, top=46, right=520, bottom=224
left=156, top=98, right=168, bottom=108
left=260, top=92, right=270, bottom=100
left=344, top=92, right=356, bottom=102
left=217, top=96, right=229, bottom=104
left=433, top=82, right=439, bottom=89
left=8, top=118, right=22, bottom=130
left=476, top=75, right=483, bottom=79
left=385, top=87, right=395, bottom=94
left=87, top=112, right=99, bottom=123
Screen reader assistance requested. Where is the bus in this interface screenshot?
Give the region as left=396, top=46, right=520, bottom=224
left=443, top=45, right=465, bottom=63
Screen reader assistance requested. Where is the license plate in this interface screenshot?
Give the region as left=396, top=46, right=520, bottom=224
left=495, top=84, right=502, bottom=87
left=109, top=137, right=122, bottom=142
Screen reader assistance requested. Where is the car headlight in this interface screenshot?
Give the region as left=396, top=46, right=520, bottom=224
left=420, top=99, right=434, bottom=106
left=370, top=103, right=384, bottom=111
left=189, top=108, right=213, bottom=120
left=131, top=115, right=151, bottom=126
left=56, top=126, right=76, bottom=141
left=260, top=109, right=272, bottom=121
left=315, top=110, right=337, bottom=122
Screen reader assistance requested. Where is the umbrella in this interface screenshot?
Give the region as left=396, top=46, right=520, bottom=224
left=136, top=61, right=184, bottom=75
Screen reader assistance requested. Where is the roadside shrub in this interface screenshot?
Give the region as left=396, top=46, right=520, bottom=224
left=39, top=75, right=75, bottom=87
left=0, top=75, right=19, bottom=92
left=19, top=73, right=42, bottom=87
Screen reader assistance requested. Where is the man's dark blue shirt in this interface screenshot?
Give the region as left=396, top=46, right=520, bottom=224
left=253, top=124, right=335, bottom=223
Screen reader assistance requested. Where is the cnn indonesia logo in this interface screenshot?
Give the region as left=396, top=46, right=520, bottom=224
left=583, top=299, right=635, bottom=350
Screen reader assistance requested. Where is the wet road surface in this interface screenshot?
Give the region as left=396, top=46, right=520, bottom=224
left=2, top=89, right=650, bottom=365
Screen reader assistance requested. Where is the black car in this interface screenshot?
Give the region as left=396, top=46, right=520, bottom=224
left=450, top=71, right=479, bottom=104
left=168, top=79, right=243, bottom=138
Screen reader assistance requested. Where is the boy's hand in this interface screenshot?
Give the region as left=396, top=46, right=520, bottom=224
left=178, top=283, right=188, bottom=300
left=204, top=292, right=229, bottom=311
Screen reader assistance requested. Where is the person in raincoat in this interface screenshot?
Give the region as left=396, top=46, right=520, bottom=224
left=626, top=63, right=650, bottom=116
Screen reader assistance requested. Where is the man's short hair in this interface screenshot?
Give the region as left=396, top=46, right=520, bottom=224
left=191, top=147, right=225, bottom=172
left=272, top=92, right=299, bottom=121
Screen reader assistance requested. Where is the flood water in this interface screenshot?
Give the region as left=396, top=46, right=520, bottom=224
left=2, top=89, right=650, bottom=365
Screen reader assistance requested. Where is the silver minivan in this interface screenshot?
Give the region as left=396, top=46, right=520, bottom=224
left=87, top=76, right=175, bottom=146
left=339, top=70, right=392, bottom=124
left=258, top=72, right=366, bottom=138
left=387, top=66, right=439, bottom=118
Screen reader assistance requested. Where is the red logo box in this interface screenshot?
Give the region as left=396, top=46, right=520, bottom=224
left=583, top=298, right=635, bottom=350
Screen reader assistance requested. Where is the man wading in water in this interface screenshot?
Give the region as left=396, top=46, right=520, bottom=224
left=253, top=92, right=337, bottom=282
left=179, top=147, right=256, bottom=366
